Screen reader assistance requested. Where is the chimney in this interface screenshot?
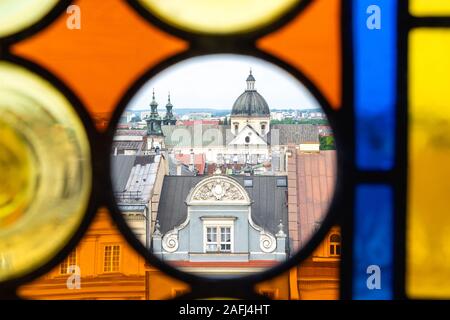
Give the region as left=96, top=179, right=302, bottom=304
left=189, top=149, right=195, bottom=172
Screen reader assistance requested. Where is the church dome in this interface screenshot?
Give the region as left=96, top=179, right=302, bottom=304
left=232, top=91, right=270, bottom=116
left=231, top=70, right=270, bottom=117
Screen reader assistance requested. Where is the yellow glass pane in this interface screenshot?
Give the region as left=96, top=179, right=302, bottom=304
left=0, top=0, right=59, bottom=37
left=0, top=62, right=92, bottom=282
left=137, top=0, right=301, bottom=35
left=410, top=0, right=450, bottom=16
left=408, top=29, right=450, bottom=298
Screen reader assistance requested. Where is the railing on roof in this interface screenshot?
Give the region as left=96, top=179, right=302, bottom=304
left=114, top=191, right=147, bottom=204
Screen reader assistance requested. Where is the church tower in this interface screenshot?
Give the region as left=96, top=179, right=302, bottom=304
left=145, top=89, right=162, bottom=136
left=145, top=89, right=165, bottom=152
left=163, top=92, right=177, bottom=125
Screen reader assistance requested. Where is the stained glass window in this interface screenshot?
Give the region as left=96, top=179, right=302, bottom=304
left=0, top=0, right=449, bottom=302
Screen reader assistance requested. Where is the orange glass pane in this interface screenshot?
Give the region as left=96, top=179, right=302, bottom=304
left=12, top=0, right=187, bottom=126
left=258, top=0, right=341, bottom=109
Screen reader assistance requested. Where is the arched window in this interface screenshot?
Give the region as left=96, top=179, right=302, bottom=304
left=329, top=234, right=341, bottom=257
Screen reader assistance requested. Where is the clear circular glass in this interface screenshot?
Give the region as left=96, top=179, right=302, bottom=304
left=0, top=0, right=59, bottom=38
left=136, top=0, right=302, bottom=35
left=0, top=61, right=92, bottom=282
left=111, top=54, right=336, bottom=279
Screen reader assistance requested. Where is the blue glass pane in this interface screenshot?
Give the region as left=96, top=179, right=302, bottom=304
left=353, top=0, right=397, bottom=170
left=353, top=185, right=393, bottom=300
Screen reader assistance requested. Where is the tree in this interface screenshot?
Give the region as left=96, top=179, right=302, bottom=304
left=319, top=135, right=336, bottom=150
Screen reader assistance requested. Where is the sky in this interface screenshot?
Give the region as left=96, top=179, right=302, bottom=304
left=127, top=54, right=321, bottom=111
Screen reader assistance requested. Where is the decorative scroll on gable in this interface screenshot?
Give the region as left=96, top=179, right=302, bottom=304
left=193, top=180, right=244, bottom=201
left=187, top=176, right=251, bottom=205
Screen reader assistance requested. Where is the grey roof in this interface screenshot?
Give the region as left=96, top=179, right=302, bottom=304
left=134, top=155, right=155, bottom=166
left=115, top=129, right=147, bottom=136
left=270, top=124, right=319, bottom=145
left=156, top=176, right=288, bottom=235
left=112, top=141, right=144, bottom=152
left=111, top=155, right=156, bottom=192
left=231, top=90, right=270, bottom=116
left=111, top=155, right=137, bottom=192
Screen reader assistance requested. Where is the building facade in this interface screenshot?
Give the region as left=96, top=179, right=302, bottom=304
left=152, top=175, right=288, bottom=277
left=111, top=153, right=168, bottom=248
left=19, top=209, right=148, bottom=300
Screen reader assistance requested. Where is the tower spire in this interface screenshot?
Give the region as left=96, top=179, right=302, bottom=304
left=246, top=68, right=255, bottom=91
left=150, top=88, right=158, bottom=114
left=164, top=91, right=176, bottom=125
left=166, top=91, right=173, bottom=109
left=146, top=89, right=162, bottom=136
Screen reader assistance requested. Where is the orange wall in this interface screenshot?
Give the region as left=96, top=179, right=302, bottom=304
left=146, top=267, right=191, bottom=300
left=298, top=227, right=341, bottom=300
left=19, top=213, right=339, bottom=300
left=19, top=209, right=153, bottom=300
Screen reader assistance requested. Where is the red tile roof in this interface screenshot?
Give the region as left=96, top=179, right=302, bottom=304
left=288, top=149, right=337, bottom=252
left=175, top=153, right=206, bottom=175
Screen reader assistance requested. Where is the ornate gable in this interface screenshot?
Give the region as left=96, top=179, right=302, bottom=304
left=186, top=175, right=251, bottom=205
